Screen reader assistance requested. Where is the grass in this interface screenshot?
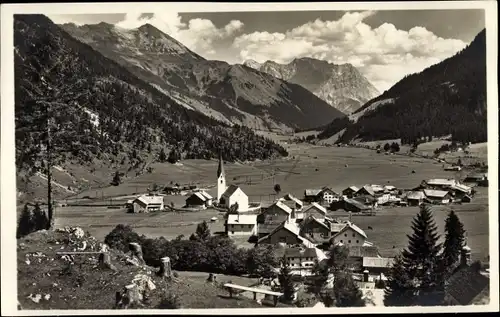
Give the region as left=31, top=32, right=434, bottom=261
left=50, top=142, right=489, bottom=261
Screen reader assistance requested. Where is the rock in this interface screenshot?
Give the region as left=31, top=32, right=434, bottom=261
left=44, top=294, right=51, bottom=301
left=25, top=259, right=31, bottom=265
left=125, top=257, right=141, bottom=266
left=132, top=274, right=156, bottom=292
left=28, top=294, right=42, bottom=303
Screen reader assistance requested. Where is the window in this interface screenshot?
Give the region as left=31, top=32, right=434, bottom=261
left=344, top=233, right=347, bottom=237
left=348, top=240, right=351, bottom=243
left=353, top=233, right=355, bottom=237
left=356, top=240, right=359, bottom=243
left=231, top=231, right=234, bottom=234
left=340, top=240, right=343, bottom=243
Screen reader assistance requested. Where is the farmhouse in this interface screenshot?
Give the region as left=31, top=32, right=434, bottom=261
left=355, top=185, right=376, bottom=198
left=256, top=202, right=293, bottom=238
left=302, top=202, right=328, bottom=219
left=424, top=189, right=452, bottom=204
left=185, top=191, right=213, bottom=209
left=383, top=185, right=397, bottom=193
left=450, top=183, right=472, bottom=196
left=299, top=216, right=331, bottom=244
left=362, top=257, right=395, bottom=275
left=422, top=178, right=457, bottom=190
left=274, top=246, right=327, bottom=276
left=257, top=221, right=315, bottom=248
left=225, top=214, right=257, bottom=237
left=303, top=189, right=323, bottom=203
left=330, top=221, right=368, bottom=247
left=342, top=186, right=359, bottom=198
left=339, top=198, right=372, bottom=213
left=405, top=191, right=426, bottom=206
left=463, top=173, right=487, bottom=184
left=132, top=194, right=164, bottom=213
left=220, top=184, right=249, bottom=212
left=281, top=193, right=304, bottom=211
left=318, top=187, right=340, bottom=205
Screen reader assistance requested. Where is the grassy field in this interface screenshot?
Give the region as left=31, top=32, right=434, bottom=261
left=53, top=142, right=490, bottom=262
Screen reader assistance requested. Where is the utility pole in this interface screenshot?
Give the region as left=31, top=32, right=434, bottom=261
left=45, top=101, right=54, bottom=230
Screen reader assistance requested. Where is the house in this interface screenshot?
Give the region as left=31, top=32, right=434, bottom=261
left=299, top=216, right=331, bottom=245
left=318, top=187, right=340, bottom=205
left=132, top=194, right=164, bottom=213
left=225, top=214, right=257, bottom=236
left=330, top=221, right=368, bottom=247
left=444, top=265, right=490, bottom=306
left=274, top=246, right=327, bottom=276
left=185, top=191, right=213, bottom=209
left=450, top=183, right=472, bottom=197
left=383, top=185, right=397, bottom=193
left=342, top=186, right=359, bottom=198
left=335, top=244, right=381, bottom=270
left=303, top=189, right=323, bottom=203
left=257, top=221, right=315, bottom=248
left=362, top=257, right=395, bottom=275
left=256, top=202, right=293, bottom=238
left=281, top=193, right=304, bottom=211
left=302, top=202, right=328, bottom=219
left=341, top=198, right=372, bottom=213
left=369, top=184, right=385, bottom=194
left=461, top=194, right=473, bottom=203
left=422, top=178, right=457, bottom=190
left=463, top=173, right=487, bottom=184
left=355, top=185, right=376, bottom=198
left=405, top=191, right=426, bottom=206
left=423, top=189, right=452, bottom=204
left=219, top=184, right=249, bottom=212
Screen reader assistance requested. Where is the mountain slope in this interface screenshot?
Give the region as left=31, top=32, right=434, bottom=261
left=318, top=29, right=487, bottom=145
left=243, top=57, right=380, bottom=114
left=60, top=22, right=345, bottom=131
left=14, top=14, right=288, bottom=201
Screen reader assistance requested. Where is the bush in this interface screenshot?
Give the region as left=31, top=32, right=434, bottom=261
left=375, top=278, right=386, bottom=289
left=104, top=224, right=142, bottom=252
left=157, top=292, right=182, bottom=309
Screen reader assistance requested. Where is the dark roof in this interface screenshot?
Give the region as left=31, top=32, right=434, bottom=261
left=446, top=266, right=489, bottom=305
left=357, top=185, right=375, bottom=196
left=217, top=152, right=224, bottom=178
left=222, top=184, right=239, bottom=198
left=347, top=246, right=380, bottom=258
left=344, top=198, right=371, bottom=210
left=258, top=223, right=282, bottom=234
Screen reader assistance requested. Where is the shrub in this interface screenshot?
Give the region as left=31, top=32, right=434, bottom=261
left=157, top=292, right=182, bottom=309
left=104, top=224, right=142, bottom=252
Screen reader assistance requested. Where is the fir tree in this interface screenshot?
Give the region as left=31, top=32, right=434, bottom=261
left=111, top=171, right=121, bottom=186
left=278, top=256, right=296, bottom=302
left=17, top=203, right=48, bottom=238
left=384, top=254, right=417, bottom=306
left=392, top=205, right=445, bottom=306
left=158, top=148, right=167, bottom=162
left=442, top=210, right=466, bottom=269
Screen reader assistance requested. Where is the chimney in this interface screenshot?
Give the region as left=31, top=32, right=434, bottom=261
left=349, top=211, right=352, bottom=222
left=363, top=269, right=369, bottom=282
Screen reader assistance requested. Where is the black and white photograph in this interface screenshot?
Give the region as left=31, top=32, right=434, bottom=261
left=1, top=1, right=498, bottom=315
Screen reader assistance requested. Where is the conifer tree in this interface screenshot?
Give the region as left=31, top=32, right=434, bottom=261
left=158, top=148, right=167, bottom=162
left=333, top=272, right=365, bottom=307
left=384, top=254, right=417, bottom=306
left=442, top=210, right=466, bottom=268
left=385, top=205, right=445, bottom=306
left=195, top=221, right=211, bottom=242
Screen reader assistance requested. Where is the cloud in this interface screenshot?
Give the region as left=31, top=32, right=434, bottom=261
left=115, top=13, right=244, bottom=57
left=232, top=11, right=467, bottom=91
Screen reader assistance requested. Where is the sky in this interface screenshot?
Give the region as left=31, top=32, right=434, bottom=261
left=48, top=10, right=485, bottom=92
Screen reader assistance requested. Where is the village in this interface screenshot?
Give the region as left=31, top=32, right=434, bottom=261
left=118, top=153, right=489, bottom=306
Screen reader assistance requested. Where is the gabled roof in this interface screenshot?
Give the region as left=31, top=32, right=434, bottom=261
left=134, top=195, right=164, bottom=206
left=200, top=191, right=213, bottom=200
left=301, top=215, right=330, bottom=231
left=320, top=187, right=339, bottom=195
left=227, top=214, right=257, bottom=225
left=283, top=193, right=304, bottom=206
left=222, top=184, right=244, bottom=198
left=450, top=183, right=472, bottom=193
left=258, top=221, right=314, bottom=247
left=329, top=222, right=347, bottom=233
left=357, top=185, right=375, bottom=196
left=275, top=246, right=319, bottom=259
left=363, top=257, right=394, bottom=268
left=347, top=245, right=380, bottom=258
left=273, top=200, right=293, bottom=214
left=369, top=184, right=385, bottom=192
left=304, top=189, right=322, bottom=196
left=303, top=202, right=327, bottom=215
left=406, top=191, right=426, bottom=200
left=446, top=265, right=489, bottom=305
left=344, top=198, right=371, bottom=210
left=333, top=221, right=367, bottom=239
left=384, top=185, right=397, bottom=191
left=424, top=189, right=450, bottom=198
left=343, top=186, right=359, bottom=192
left=192, top=192, right=207, bottom=201
left=426, top=178, right=456, bottom=186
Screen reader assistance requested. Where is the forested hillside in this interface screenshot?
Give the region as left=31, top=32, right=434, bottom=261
left=319, top=29, right=487, bottom=145
left=14, top=14, right=288, bottom=198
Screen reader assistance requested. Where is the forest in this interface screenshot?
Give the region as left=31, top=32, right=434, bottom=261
left=14, top=14, right=288, bottom=176
left=319, top=29, right=487, bottom=145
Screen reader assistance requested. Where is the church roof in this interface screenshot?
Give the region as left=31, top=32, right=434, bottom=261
left=222, top=184, right=241, bottom=198
left=217, top=152, right=225, bottom=178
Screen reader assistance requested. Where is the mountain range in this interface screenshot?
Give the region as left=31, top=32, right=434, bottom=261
left=60, top=22, right=345, bottom=131
left=318, top=29, right=487, bottom=145
left=243, top=58, right=380, bottom=114
left=14, top=14, right=288, bottom=201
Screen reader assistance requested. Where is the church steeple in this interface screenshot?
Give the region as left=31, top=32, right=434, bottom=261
left=216, top=151, right=227, bottom=203
left=217, top=151, right=225, bottom=178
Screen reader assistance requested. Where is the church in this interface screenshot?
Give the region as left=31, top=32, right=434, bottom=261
left=216, top=153, right=249, bottom=212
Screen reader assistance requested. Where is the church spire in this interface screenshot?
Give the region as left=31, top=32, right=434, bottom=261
left=217, top=151, right=225, bottom=178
